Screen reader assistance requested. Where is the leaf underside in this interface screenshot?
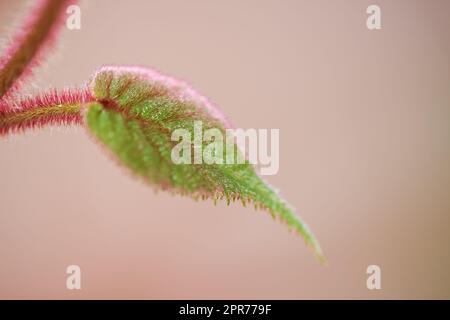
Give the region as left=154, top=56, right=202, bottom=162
left=85, top=66, right=324, bottom=261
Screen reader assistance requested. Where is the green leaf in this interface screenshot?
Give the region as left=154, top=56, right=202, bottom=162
left=85, top=66, right=324, bottom=262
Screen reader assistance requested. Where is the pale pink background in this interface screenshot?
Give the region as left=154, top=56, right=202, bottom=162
left=0, top=0, right=449, bottom=299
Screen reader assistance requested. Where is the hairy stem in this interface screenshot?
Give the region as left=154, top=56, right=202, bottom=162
left=0, top=0, right=74, bottom=99
left=0, top=104, right=81, bottom=134
left=0, top=87, right=93, bottom=135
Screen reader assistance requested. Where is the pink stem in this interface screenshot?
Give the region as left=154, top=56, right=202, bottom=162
left=0, top=0, right=76, bottom=101
left=0, top=87, right=94, bottom=135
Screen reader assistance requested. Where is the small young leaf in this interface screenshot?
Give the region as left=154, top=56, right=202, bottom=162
left=85, top=66, right=324, bottom=261
left=0, top=0, right=324, bottom=262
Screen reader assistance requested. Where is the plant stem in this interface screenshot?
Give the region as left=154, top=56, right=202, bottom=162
left=0, top=0, right=73, bottom=99
left=0, top=104, right=80, bottom=135
left=0, top=88, right=93, bottom=135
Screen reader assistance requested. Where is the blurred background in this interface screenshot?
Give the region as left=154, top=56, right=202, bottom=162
left=0, top=0, right=449, bottom=299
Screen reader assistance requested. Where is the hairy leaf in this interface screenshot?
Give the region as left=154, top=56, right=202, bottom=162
left=0, top=0, right=324, bottom=262
left=85, top=66, right=324, bottom=261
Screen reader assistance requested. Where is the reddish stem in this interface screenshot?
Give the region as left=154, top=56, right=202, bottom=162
left=0, top=0, right=75, bottom=100
left=0, top=87, right=94, bottom=135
